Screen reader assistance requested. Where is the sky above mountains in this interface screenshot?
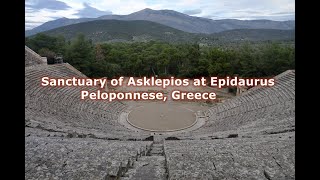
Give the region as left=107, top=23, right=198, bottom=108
left=25, top=0, right=295, bottom=30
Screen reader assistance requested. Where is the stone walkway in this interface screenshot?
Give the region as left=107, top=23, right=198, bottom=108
left=122, top=140, right=167, bottom=180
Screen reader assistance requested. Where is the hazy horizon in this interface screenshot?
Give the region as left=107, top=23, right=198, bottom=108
left=25, top=0, right=295, bottom=30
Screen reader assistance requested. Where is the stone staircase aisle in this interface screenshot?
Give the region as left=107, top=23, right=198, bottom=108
left=121, top=137, right=168, bottom=180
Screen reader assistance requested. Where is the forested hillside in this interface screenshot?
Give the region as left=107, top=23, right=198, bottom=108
left=31, top=19, right=294, bottom=44
left=26, top=33, right=295, bottom=78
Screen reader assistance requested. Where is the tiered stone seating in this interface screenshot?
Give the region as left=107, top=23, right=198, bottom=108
left=25, top=47, right=295, bottom=179
left=25, top=63, right=147, bottom=139
left=25, top=136, right=152, bottom=179
left=25, top=46, right=47, bottom=67
left=164, top=134, right=295, bottom=179
left=187, top=70, right=295, bottom=137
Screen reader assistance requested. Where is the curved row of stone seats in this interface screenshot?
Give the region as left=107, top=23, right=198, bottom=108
left=188, top=70, right=295, bottom=137
left=25, top=136, right=152, bottom=179
left=25, top=63, right=144, bottom=139
left=25, top=46, right=47, bottom=67
left=164, top=133, right=295, bottom=179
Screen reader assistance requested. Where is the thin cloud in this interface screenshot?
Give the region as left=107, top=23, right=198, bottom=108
left=271, top=11, right=295, bottom=15
left=25, top=7, right=39, bottom=13
left=26, top=0, right=71, bottom=10
left=74, top=3, right=112, bottom=18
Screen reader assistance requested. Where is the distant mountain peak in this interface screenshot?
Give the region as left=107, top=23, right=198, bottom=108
left=131, top=8, right=156, bottom=14
left=140, top=8, right=181, bottom=14
left=142, top=8, right=153, bottom=11
left=129, top=8, right=187, bottom=18
left=55, top=17, right=69, bottom=21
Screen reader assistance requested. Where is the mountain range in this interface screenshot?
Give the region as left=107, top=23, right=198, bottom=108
left=40, top=20, right=194, bottom=43
left=34, top=19, right=294, bottom=44
left=25, top=8, right=295, bottom=36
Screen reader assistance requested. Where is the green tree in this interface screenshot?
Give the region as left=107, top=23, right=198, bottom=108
left=65, top=34, right=94, bottom=76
